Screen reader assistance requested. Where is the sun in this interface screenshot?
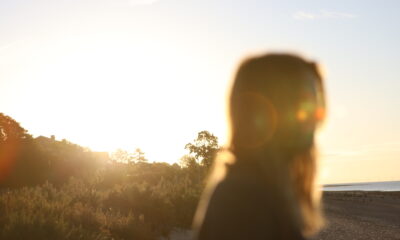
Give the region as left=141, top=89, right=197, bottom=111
left=16, top=35, right=227, bottom=164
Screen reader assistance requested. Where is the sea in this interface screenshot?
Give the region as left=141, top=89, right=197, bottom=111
left=322, top=180, right=400, bottom=192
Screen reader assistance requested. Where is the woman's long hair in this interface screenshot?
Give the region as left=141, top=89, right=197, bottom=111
left=196, top=53, right=326, bottom=238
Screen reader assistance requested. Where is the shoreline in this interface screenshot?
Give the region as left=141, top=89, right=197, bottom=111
left=312, top=191, right=400, bottom=240
left=167, top=191, right=400, bottom=240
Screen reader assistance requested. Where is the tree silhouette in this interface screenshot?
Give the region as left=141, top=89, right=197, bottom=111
left=0, top=113, right=28, bottom=142
left=111, top=149, right=132, bottom=163
left=185, top=131, right=219, bottom=168
left=0, top=113, right=30, bottom=183
left=132, top=148, right=147, bottom=163
left=0, top=115, right=211, bottom=238
left=179, top=155, right=198, bottom=169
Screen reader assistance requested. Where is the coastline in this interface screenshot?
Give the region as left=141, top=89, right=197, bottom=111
left=312, top=191, right=400, bottom=240
left=167, top=191, right=400, bottom=240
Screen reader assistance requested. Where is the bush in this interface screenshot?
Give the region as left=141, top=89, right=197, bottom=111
left=0, top=162, right=206, bottom=240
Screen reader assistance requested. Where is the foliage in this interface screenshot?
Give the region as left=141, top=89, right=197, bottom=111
left=0, top=113, right=29, bottom=142
left=0, top=162, right=206, bottom=239
left=131, top=148, right=148, bottom=163
left=0, top=180, right=156, bottom=240
left=111, top=148, right=148, bottom=164
left=0, top=113, right=215, bottom=239
left=184, top=130, right=219, bottom=168
left=111, top=149, right=133, bottom=164
left=179, top=155, right=197, bottom=169
left=0, top=113, right=30, bottom=183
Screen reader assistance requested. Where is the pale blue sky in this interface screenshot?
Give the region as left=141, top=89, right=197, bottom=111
left=1, top=0, right=399, bottom=183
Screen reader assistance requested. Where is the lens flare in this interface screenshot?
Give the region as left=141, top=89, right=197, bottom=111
left=297, top=110, right=308, bottom=122
left=234, top=91, right=278, bottom=149
left=0, top=139, right=20, bottom=182
left=315, top=107, right=325, bottom=121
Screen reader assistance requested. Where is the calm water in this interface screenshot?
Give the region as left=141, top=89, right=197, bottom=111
left=322, top=181, right=400, bottom=192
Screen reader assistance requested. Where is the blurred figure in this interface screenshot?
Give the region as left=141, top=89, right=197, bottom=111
left=193, top=53, right=326, bottom=240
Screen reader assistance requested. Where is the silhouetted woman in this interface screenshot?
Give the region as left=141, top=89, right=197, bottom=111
left=193, top=53, right=326, bottom=240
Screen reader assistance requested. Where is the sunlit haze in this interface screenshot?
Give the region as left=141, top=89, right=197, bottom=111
left=1, top=0, right=400, bottom=184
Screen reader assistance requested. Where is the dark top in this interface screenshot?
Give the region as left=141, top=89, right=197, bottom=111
left=194, top=163, right=305, bottom=240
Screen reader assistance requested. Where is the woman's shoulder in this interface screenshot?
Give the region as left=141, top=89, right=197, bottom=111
left=195, top=170, right=274, bottom=239
left=194, top=163, right=305, bottom=240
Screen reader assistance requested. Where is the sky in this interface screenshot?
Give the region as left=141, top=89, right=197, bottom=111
left=1, top=0, right=399, bottom=184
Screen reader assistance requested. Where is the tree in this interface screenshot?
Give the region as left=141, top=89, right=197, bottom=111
left=110, top=148, right=147, bottom=164
left=0, top=113, right=28, bottom=142
left=111, top=149, right=132, bottom=163
left=0, top=113, right=31, bottom=183
left=132, top=148, right=147, bottom=163
left=184, top=131, right=219, bottom=168
left=179, top=155, right=198, bottom=169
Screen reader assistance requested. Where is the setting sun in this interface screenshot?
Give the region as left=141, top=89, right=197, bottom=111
left=2, top=2, right=400, bottom=183
left=3, top=32, right=230, bottom=163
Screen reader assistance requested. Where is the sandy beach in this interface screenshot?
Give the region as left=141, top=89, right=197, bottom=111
left=312, top=191, right=400, bottom=240
left=168, top=191, right=400, bottom=240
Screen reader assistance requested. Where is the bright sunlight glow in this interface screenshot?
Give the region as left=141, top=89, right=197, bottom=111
left=4, top=33, right=229, bottom=164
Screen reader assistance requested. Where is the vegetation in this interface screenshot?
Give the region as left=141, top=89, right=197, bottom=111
left=184, top=131, right=219, bottom=169
left=0, top=113, right=219, bottom=240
